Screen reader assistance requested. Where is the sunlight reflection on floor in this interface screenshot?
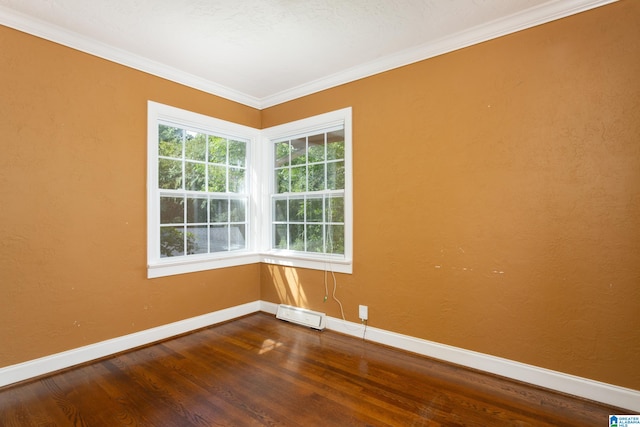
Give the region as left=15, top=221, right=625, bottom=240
left=258, top=338, right=283, bottom=355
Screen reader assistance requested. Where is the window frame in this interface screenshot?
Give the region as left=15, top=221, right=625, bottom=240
left=147, top=102, right=352, bottom=277
left=147, top=101, right=262, bottom=278
left=260, top=107, right=353, bottom=274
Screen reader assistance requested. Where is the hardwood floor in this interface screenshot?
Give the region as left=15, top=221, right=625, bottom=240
left=0, top=312, right=627, bottom=426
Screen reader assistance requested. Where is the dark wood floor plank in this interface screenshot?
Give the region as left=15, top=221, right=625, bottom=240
left=0, top=312, right=628, bottom=426
left=201, top=319, right=430, bottom=425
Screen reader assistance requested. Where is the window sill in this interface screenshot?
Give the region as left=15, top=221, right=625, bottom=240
left=148, top=251, right=352, bottom=278
left=148, top=252, right=262, bottom=278
left=261, top=252, right=352, bottom=274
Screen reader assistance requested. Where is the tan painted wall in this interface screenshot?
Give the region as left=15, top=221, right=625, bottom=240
left=261, top=1, right=640, bottom=390
left=0, top=26, right=261, bottom=367
left=1, top=1, right=638, bottom=392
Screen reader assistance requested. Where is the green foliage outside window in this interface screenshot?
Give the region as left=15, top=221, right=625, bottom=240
left=157, top=124, right=248, bottom=258
left=272, top=129, right=346, bottom=255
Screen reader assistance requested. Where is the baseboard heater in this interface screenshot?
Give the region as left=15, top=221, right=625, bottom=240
left=276, top=304, right=326, bottom=330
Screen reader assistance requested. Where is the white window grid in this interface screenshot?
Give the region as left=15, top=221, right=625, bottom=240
left=270, top=125, right=346, bottom=257
left=148, top=101, right=352, bottom=277
left=157, top=122, right=250, bottom=258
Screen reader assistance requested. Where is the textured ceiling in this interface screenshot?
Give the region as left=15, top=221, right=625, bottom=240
left=0, top=0, right=615, bottom=107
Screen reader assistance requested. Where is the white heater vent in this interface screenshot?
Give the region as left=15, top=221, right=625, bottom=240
left=276, top=304, right=326, bottom=330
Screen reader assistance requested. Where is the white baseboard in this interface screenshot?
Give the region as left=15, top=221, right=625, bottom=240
left=259, top=300, right=280, bottom=314
left=262, top=301, right=640, bottom=412
left=329, top=317, right=640, bottom=412
left=0, top=301, right=260, bottom=388
left=3, top=300, right=638, bottom=412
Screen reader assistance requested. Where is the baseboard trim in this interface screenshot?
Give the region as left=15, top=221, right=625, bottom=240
left=3, top=300, right=638, bottom=412
left=0, top=301, right=260, bottom=388
left=262, top=301, right=639, bottom=412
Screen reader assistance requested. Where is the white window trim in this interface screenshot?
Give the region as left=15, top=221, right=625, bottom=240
left=147, top=102, right=352, bottom=278
left=260, top=107, right=353, bottom=274
left=147, top=101, right=262, bottom=278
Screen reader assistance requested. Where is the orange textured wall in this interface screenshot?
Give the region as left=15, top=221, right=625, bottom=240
left=261, top=1, right=640, bottom=390
left=0, top=26, right=261, bottom=367
left=1, top=1, right=639, bottom=392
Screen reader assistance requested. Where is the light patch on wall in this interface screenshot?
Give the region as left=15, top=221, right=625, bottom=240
left=266, top=264, right=309, bottom=308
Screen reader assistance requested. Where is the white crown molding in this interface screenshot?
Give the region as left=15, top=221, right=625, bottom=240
left=0, top=5, right=262, bottom=109
left=259, top=0, right=617, bottom=108
left=0, top=1, right=616, bottom=110
left=1, top=299, right=638, bottom=412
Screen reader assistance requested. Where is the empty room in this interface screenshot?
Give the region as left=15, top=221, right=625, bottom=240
left=1, top=0, right=639, bottom=425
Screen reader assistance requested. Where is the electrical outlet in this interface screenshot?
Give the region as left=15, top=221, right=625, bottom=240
left=359, top=305, right=368, bottom=321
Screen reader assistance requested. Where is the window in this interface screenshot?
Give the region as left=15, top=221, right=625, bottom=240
left=262, top=108, right=352, bottom=274
left=148, top=102, right=352, bottom=277
left=272, top=129, right=346, bottom=253
left=158, top=126, right=248, bottom=256
left=148, top=102, right=260, bottom=278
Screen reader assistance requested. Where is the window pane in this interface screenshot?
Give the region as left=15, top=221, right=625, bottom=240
left=229, top=199, right=246, bottom=222
left=268, top=120, right=348, bottom=258
left=327, top=130, right=344, bottom=160
left=274, top=199, right=287, bottom=222
left=307, top=133, right=325, bottom=163
left=327, top=225, right=345, bottom=254
left=275, top=141, right=290, bottom=167
left=210, top=198, right=229, bottom=222
left=289, top=224, right=305, bottom=251
left=210, top=225, right=229, bottom=252
left=152, top=106, right=255, bottom=268
left=228, top=140, right=246, bottom=167
left=160, top=196, right=184, bottom=224
left=229, top=225, right=246, bottom=250
left=208, top=136, right=227, bottom=164
left=186, top=197, right=207, bottom=223
left=158, top=125, right=183, bottom=158
left=327, top=161, right=345, bottom=190
left=306, top=197, right=323, bottom=222
left=208, top=165, right=226, bottom=192
left=289, top=198, right=304, bottom=222
left=308, top=163, right=325, bottom=192
left=290, top=138, right=306, bottom=166
left=307, top=224, right=324, bottom=253
left=228, top=167, right=245, bottom=193
left=274, top=224, right=287, bottom=249
left=158, top=158, right=183, bottom=189
left=160, top=226, right=185, bottom=257
left=186, top=226, right=208, bottom=254
left=185, top=162, right=206, bottom=191
left=275, top=168, right=289, bottom=193
left=290, top=166, right=307, bottom=192
left=326, top=196, right=344, bottom=223
left=185, top=131, right=206, bottom=161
